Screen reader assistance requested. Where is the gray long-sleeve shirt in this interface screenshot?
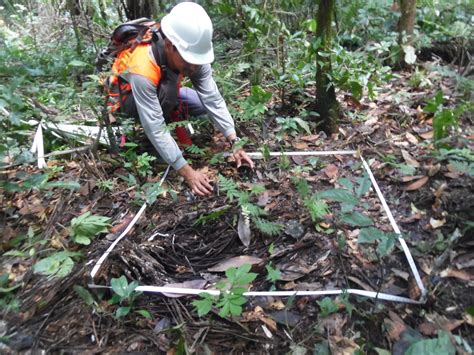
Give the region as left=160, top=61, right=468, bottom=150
left=125, top=52, right=235, bottom=171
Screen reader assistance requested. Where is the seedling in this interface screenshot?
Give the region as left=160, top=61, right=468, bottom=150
left=193, top=264, right=257, bottom=318
left=97, top=179, right=114, bottom=191
left=265, top=263, right=281, bottom=291
left=218, top=175, right=283, bottom=236
left=70, top=212, right=111, bottom=245
left=109, top=275, right=142, bottom=319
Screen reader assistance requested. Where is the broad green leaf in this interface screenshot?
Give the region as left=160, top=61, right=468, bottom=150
left=136, top=309, right=152, bottom=319
left=33, top=251, right=80, bottom=278
left=229, top=302, right=242, bottom=316
left=68, top=60, right=88, bottom=67
left=405, top=331, right=455, bottom=355
left=355, top=174, right=371, bottom=197
left=317, top=297, right=339, bottom=316
left=115, top=306, right=131, bottom=318
left=358, top=227, right=385, bottom=243
left=266, top=264, right=281, bottom=283
left=193, top=297, right=213, bottom=317
left=338, top=178, right=353, bottom=191
left=74, top=285, right=94, bottom=306
left=218, top=302, right=231, bottom=318
left=73, top=234, right=91, bottom=245
left=377, top=235, right=396, bottom=256
left=316, top=189, right=359, bottom=205
left=111, top=276, right=129, bottom=298
left=340, top=212, right=373, bottom=227
left=293, top=117, right=311, bottom=135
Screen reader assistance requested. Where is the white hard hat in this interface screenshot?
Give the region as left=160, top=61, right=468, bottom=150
left=161, top=2, right=214, bottom=65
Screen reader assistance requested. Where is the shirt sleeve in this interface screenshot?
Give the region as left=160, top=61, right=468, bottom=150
left=190, top=64, right=236, bottom=138
left=128, top=73, right=187, bottom=171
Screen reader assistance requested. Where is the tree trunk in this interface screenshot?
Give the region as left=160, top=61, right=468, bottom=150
left=398, top=0, right=416, bottom=46
left=122, top=0, right=157, bottom=20
left=315, top=0, right=340, bottom=134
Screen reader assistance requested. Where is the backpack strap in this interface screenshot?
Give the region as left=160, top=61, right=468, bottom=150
left=151, top=27, right=168, bottom=81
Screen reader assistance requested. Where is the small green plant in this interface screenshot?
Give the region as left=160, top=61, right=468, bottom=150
left=381, top=154, right=417, bottom=175
left=276, top=116, right=311, bottom=138
left=433, top=148, right=474, bottom=176
left=97, top=179, right=114, bottom=191
left=120, top=143, right=156, bottom=177
left=186, top=144, right=207, bottom=156
left=33, top=251, right=82, bottom=278
left=135, top=152, right=157, bottom=177
left=357, top=227, right=399, bottom=257
left=278, top=153, right=291, bottom=170
left=265, top=263, right=281, bottom=291
left=317, top=297, right=339, bottom=317
left=424, top=91, right=466, bottom=147
left=70, top=212, right=111, bottom=245
left=218, top=175, right=283, bottom=236
left=239, top=85, right=272, bottom=122
left=0, top=273, right=22, bottom=313
left=292, top=176, right=330, bottom=224
left=193, top=264, right=257, bottom=318
left=109, top=275, right=148, bottom=319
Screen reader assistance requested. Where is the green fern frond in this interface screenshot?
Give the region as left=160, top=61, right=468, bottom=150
left=242, top=203, right=267, bottom=217
left=292, top=176, right=311, bottom=198
left=218, top=175, right=240, bottom=201
left=254, top=218, right=283, bottom=236
left=304, top=196, right=330, bottom=222
left=249, top=184, right=266, bottom=195
left=186, top=144, right=207, bottom=156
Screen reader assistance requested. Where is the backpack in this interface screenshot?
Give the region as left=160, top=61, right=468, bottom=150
left=95, top=18, right=163, bottom=73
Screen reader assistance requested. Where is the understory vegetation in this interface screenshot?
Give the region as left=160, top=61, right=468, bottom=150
left=1, top=0, right=473, bottom=353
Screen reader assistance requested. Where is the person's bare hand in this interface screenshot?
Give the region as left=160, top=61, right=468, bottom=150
left=178, top=164, right=213, bottom=196
left=233, top=149, right=254, bottom=169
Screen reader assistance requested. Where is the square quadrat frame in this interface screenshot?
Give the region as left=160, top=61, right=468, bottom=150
left=88, top=150, right=427, bottom=305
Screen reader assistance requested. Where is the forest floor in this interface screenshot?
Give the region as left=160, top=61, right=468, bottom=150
left=1, top=63, right=473, bottom=353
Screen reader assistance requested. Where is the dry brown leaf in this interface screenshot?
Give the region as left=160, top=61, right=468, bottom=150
left=268, top=299, right=285, bottom=310
left=347, top=276, right=374, bottom=291
left=292, top=141, right=309, bottom=150
left=329, top=336, right=359, bottom=355
left=320, top=313, right=347, bottom=337
left=463, top=314, right=474, bottom=326
left=281, top=281, right=297, bottom=290
left=440, top=268, right=473, bottom=281
left=406, top=132, right=419, bottom=144
left=408, top=276, right=422, bottom=299
left=208, top=256, right=263, bottom=272
left=264, top=201, right=278, bottom=211
left=418, top=322, right=438, bottom=336
left=405, top=176, right=429, bottom=191
left=237, top=212, right=252, bottom=247
left=364, top=116, right=379, bottom=126
left=324, top=164, right=339, bottom=179
left=429, top=218, right=446, bottom=229
left=400, top=175, right=425, bottom=182
left=419, top=318, right=464, bottom=336
left=419, top=131, right=434, bottom=139
left=384, top=311, right=407, bottom=341
left=301, top=134, right=320, bottom=142
left=401, top=150, right=420, bottom=167
left=257, top=191, right=270, bottom=207
left=444, top=171, right=460, bottom=179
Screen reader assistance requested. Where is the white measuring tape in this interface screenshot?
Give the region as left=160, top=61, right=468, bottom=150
left=30, top=122, right=47, bottom=169
left=89, top=150, right=426, bottom=304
